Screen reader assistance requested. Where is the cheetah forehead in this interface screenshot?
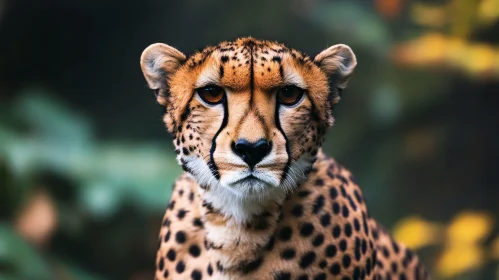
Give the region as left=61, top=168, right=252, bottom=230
left=184, top=37, right=318, bottom=92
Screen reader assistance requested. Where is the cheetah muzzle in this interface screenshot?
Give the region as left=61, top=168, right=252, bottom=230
left=140, top=37, right=429, bottom=280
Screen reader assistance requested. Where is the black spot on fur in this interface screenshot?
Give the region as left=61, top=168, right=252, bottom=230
left=362, top=212, right=369, bottom=235
left=191, top=270, right=202, bottom=280
left=175, top=231, right=187, bottom=243
left=291, top=204, right=304, bottom=217
left=332, top=202, right=340, bottom=214
left=207, top=263, right=213, bottom=276
left=158, top=257, right=164, bottom=271
left=342, top=205, right=350, bottom=218
left=240, top=257, right=264, bottom=274
left=332, top=225, right=341, bottom=238
left=279, top=226, right=293, bottom=241
left=312, top=195, right=325, bottom=214
left=354, top=218, right=361, bottom=232
left=320, top=213, right=331, bottom=227
left=167, top=249, right=176, bottom=261
left=300, top=223, right=314, bottom=237
left=281, top=248, right=296, bottom=260
left=299, top=251, right=316, bottom=268
left=312, top=234, right=325, bottom=247
left=392, top=240, right=400, bottom=254
left=325, top=244, right=337, bottom=258
left=329, top=187, right=338, bottom=199
left=189, top=244, right=201, bottom=257
left=314, top=273, right=326, bottom=280
left=339, top=239, right=348, bottom=251
left=330, top=263, right=341, bottom=275
left=342, top=255, right=351, bottom=268
left=344, top=223, right=353, bottom=237
left=319, top=260, right=327, bottom=269
left=274, top=272, right=291, bottom=280
left=168, top=200, right=175, bottom=210
left=216, top=261, right=224, bottom=272
left=354, top=238, right=361, bottom=261
left=265, top=236, right=275, bottom=251
left=220, top=65, right=224, bottom=78
left=298, top=190, right=311, bottom=197
left=176, top=260, right=185, bottom=273
left=177, top=209, right=188, bottom=219
left=362, top=239, right=368, bottom=255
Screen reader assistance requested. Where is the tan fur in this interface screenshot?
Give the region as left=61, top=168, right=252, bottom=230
left=140, top=38, right=429, bottom=280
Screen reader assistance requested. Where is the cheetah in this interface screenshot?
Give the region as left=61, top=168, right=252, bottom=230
left=140, top=38, right=429, bottom=280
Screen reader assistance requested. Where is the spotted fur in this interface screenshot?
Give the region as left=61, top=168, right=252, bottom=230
left=140, top=38, right=429, bottom=280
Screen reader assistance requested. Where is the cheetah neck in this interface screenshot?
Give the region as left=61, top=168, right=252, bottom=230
left=196, top=183, right=286, bottom=271
left=192, top=155, right=317, bottom=271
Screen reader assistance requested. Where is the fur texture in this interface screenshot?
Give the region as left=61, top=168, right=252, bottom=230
left=140, top=37, right=429, bottom=280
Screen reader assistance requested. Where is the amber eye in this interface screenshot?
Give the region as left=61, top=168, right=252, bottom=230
left=277, top=85, right=305, bottom=106
left=197, top=85, right=225, bottom=105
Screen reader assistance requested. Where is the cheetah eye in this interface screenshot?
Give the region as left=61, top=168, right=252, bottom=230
left=197, top=85, right=225, bottom=105
left=277, top=85, right=305, bottom=106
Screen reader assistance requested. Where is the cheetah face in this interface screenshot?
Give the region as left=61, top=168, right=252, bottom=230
left=140, top=38, right=356, bottom=199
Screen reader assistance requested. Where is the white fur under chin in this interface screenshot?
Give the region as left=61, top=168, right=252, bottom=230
left=182, top=154, right=313, bottom=224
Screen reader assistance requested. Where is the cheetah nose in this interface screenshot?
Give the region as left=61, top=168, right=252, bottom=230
left=231, top=139, right=272, bottom=168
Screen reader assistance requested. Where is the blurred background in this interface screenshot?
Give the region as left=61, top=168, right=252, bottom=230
left=1, top=0, right=498, bottom=279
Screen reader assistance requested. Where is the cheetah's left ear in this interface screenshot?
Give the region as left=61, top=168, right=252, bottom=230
left=314, top=44, right=357, bottom=89
left=140, top=43, right=186, bottom=91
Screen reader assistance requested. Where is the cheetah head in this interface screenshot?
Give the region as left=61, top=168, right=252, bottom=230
left=140, top=38, right=356, bottom=201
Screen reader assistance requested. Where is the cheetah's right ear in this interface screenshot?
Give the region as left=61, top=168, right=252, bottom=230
left=140, top=43, right=186, bottom=91
left=314, top=44, right=357, bottom=90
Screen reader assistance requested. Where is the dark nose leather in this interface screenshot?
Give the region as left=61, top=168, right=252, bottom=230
left=231, top=139, right=272, bottom=168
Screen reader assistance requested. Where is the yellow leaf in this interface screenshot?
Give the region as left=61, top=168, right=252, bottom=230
left=464, top=44, right=496, bottom=76
left=392, top=216, right=441, bottom=250
left=393, top=33, right=447, bottom=65
left=446, top=210, right=493, bottom=245
left=437, top=244, right=484, bottom=278
left=478, top=0, right=499, bottom=25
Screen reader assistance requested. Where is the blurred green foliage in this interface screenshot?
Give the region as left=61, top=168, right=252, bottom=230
left=0, top=92, right=181, bottom=279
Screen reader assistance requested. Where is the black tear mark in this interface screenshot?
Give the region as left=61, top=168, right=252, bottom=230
left=275, top=102, right=291, bottom=185
left=208, top=96, right=228, bottom=180
left=180, top=106, right=190, bottom=121
left=220, top=65, right=224, bottom=78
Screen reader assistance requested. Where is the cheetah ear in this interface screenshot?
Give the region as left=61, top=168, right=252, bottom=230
left=140, top=43, right=186, bottom=90
left=314, top=44, right=357, bottom=89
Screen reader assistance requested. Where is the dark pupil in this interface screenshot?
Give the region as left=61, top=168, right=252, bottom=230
left=282, top=87, right=296, bottom=99
left=207, top=88, right=219, bottom=96
left=283, top=90, right=293, bottom=98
